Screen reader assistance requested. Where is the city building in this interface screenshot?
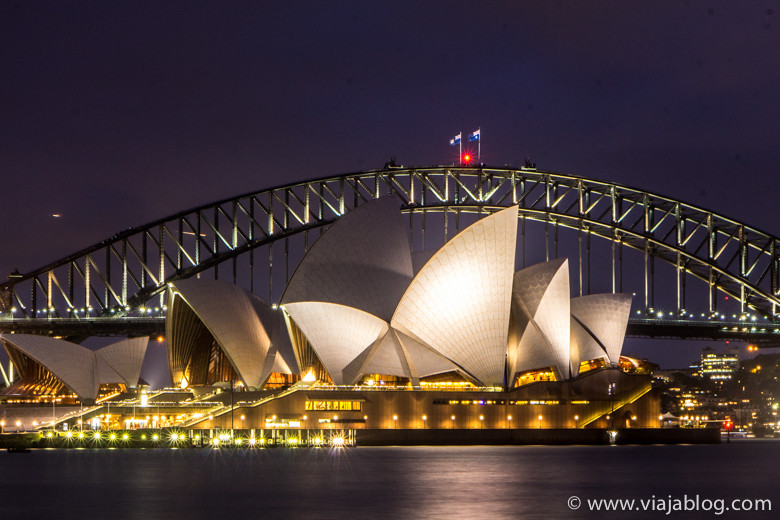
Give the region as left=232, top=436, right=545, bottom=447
left=700, top=347, right=740, bottom=381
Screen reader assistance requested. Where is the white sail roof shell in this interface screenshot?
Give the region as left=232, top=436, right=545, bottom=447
left=283, top=301, right=389, bottom=384
left=0, top=334, right=99, bottom=401
left=250, top=297, right=298, bottom=375
left=509, top=259, right=571, bottom=379
left=281, top=196, right=414, bottom=321
left=570, top=293, right=632, bottom=364
left=391, top=206, right=518, bottom=386
left=169, top=279, right=285, bottom=389
left=394, top=329, right=461, bottom=379
left=96, top=356, right=124, bottom=384
left=341, top=327, right=460, bottom=384
left=569, top=317, right=609, bottom=378
left=343, top=328, right=410, bottom=383
left=96, top=337, right=149, bottom=388
left=411, top=249, right=437, bottom=275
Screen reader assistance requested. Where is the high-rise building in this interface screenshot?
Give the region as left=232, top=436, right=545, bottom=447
left=700, top=347, right=740, bottom=381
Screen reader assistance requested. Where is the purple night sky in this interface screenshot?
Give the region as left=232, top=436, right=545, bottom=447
left=2, top=2, right=779, bottom=368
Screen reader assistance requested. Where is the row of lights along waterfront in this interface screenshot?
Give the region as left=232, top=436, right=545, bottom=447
left=5, top=413, right=611, bottom=433
left=27, top=429, right=350, bottom=448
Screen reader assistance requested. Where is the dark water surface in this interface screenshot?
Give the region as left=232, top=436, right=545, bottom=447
left=1, top=440, right=777, bottom=519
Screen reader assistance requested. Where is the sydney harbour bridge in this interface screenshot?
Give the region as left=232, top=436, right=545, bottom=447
left=1, top=166, right=779, bottom=348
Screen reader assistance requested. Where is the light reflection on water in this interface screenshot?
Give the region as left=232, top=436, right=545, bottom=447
left=1, top=442, right=778, bottom=519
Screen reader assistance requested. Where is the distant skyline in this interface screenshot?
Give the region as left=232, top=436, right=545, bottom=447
left=2, top=1, right=779, bottom=368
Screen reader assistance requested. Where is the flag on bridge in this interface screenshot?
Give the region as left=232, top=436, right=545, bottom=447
left=468, top=129, right=480, bottom=141
left=449, top=133, right=462, bottom=146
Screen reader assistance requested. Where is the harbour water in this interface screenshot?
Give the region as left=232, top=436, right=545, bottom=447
left=0, top=440, right=777, bottom=519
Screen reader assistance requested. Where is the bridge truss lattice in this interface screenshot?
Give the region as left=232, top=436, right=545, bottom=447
left=2, top=166, right=779, bottom=342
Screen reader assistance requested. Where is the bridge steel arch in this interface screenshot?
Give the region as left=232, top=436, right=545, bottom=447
left=1, top=166, right=779, bottom=338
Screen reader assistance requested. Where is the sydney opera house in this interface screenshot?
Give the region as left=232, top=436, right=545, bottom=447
left=0, top=197, right=658, bottom=434
left=0, top=335, right=147, bottom=404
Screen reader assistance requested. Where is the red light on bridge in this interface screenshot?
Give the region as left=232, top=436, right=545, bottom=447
left=462, top=153, right=472, bottom=164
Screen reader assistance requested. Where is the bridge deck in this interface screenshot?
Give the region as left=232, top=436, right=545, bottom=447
left=1, top=317, right=779, bottom=347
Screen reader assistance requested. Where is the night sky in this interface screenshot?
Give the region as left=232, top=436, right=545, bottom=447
left=2, top=2, right=779, bottom=368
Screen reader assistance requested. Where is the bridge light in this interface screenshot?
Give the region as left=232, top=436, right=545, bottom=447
left=462, top=153, right=472, bottom=164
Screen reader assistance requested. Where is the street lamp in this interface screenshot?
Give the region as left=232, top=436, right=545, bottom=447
left=451, top=415, right=456, bottom=429
left=479, top=415, right=484, bottom=429
left=422, top=415, right=427, bottom=429
left=537, top=415, right=543, bottom=429
left=574, top=415, right=579, bottom=428
left=507, top=415, right=512, bottom=428
left=393, top=415, right=398, bottom=429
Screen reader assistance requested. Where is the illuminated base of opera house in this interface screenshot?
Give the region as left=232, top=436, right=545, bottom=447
left=190, top=368, right=658, bottom=432
left=0, top=364, right=658, bottom=436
